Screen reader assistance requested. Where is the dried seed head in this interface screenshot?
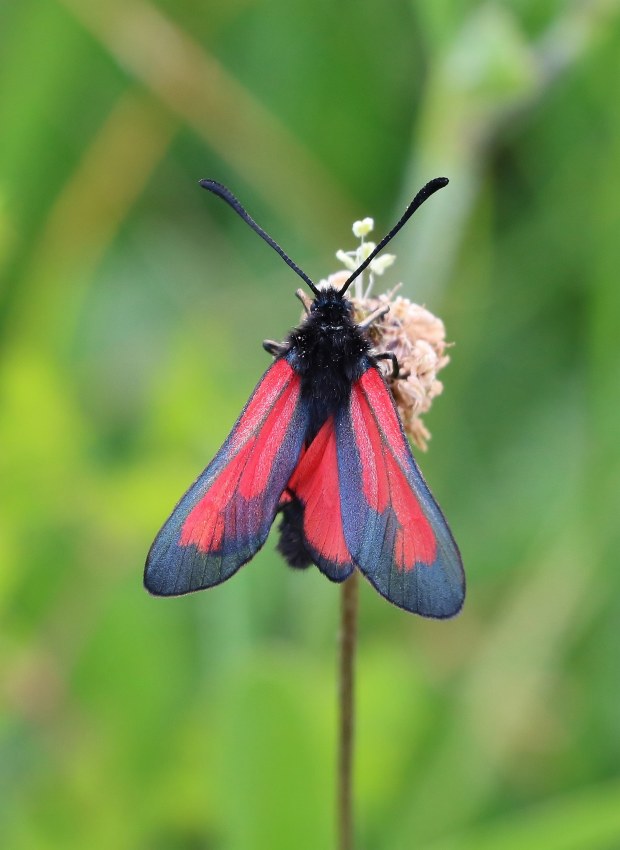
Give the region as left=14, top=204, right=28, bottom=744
left=351, top=293, right=450, bottom=450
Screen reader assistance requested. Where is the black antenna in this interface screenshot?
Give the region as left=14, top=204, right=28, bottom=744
left=199, top=180, right=319, bottom=296
left=339, top=177, right=449, bottom=296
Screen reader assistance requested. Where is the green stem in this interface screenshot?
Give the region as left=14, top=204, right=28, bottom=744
left=338, top=570, right=358, bottom=850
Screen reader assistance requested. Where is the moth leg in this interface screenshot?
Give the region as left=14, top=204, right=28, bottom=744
left=295, top=288, right=313, bottom=314
left=263, top=339, right=286, bottom=357
left=358, top=304, right=390, bottom=329
left=374, top=351, right=401, bottom=379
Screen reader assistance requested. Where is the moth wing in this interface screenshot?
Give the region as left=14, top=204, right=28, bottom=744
left=145, top=358, right=307, bottom=595
left=284, top=417, right=355, bottom=582
left=336, top=367, right=465, bottom=618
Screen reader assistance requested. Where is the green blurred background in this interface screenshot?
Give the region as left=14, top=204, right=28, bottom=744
left=2, top=1, right=620, bottom=848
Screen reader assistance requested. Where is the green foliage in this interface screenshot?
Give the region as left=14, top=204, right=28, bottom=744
left=1, top=0, right=620, bottom=847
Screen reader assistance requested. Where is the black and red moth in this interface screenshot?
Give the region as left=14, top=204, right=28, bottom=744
left=145, top=178, right=465, bottom=618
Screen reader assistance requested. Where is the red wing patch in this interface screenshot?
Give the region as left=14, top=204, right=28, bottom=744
left=180, top=373, right=301, bottom=550
left=351, top=374, right=436, bottom=567
left=226, top=359, right=293, bottom=455
left=286, top=418, right=353, bottom=580
left=357, top=368, right=410, bottom=464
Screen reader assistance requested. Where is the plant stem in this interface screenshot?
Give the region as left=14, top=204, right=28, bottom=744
left=338, top=570, right=358, bottom=850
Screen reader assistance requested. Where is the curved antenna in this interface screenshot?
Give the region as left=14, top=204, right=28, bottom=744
left=339, top=177, right=449, bottom=296
left=199, top=180, right=319, bottom=296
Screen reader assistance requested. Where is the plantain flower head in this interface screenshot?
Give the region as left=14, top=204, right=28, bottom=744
left=318, top=217, right=451, bottom=451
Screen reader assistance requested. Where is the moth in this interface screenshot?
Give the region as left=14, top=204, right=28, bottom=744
left=145, top=178, right=465, bottom=618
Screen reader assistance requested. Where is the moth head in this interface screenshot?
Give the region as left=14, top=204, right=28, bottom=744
left=311, top=286, right=353, bottom=323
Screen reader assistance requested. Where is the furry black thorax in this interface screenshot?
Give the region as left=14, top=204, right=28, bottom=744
left=277, top=285, right=372, bottom=571
left=282, top=286, right=371, bottom=441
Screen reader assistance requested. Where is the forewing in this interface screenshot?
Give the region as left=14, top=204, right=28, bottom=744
left=336, top=367, right=465, bottom=617
left=285, top=418, right=355, bottom=582
left=145, top=358, right=307, bottom=595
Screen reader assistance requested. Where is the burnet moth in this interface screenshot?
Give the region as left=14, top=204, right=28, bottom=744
left=144, top=178, right=465, bottom=618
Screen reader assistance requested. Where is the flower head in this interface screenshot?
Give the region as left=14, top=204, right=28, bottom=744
left=352, top=217, right=374, bottom=238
